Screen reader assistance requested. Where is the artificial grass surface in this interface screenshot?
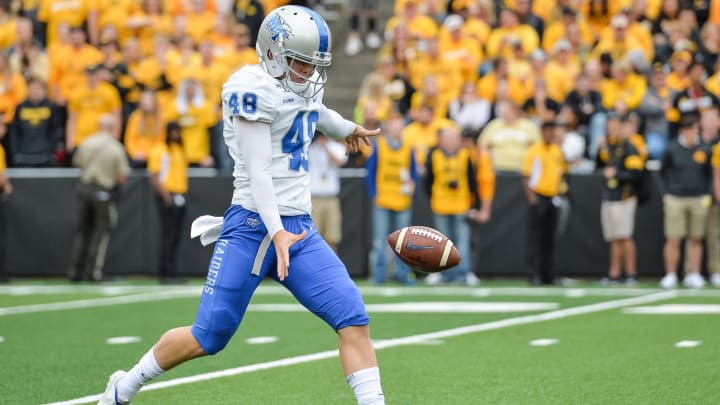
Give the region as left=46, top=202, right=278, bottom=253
left=1, top=283, right=718, bottom=404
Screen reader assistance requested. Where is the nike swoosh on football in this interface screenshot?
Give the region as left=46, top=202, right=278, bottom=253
left=406, top=241, right=435, bottom=251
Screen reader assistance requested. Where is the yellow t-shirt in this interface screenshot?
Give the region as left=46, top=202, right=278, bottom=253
left=479, top=118, right=541, bottom=172
left=485, top=25, right=539, bottom=59
left=49, top=45, right=104, bottom=101
left=438, top=33, right=483, bottom=84
left=0, top=73, right=28, bottom=124
left=712, top=144, right=720, bottom=169
left=148, top=142, right=188, bottom=194
left=385, top=15, right=438, bottom=41
left=600, top=74, right=648, bottom=110
left=165, top=101, right=214, bottom=164
left=67, top=82, right=122, bottom=146
left=403, top=117, right=455, bottom=168
left=544, top=60, right=582, bottom=102
left=185, top=11, right=216, bottom=45
left=38, top=0, right=92, bottom=46
left=218, top=48, right=259, bottom=72
left=0, top=144, right=6, bottom=171
left=522, top=141, right=566, bottom=197
left=124, top=111, right=165, bottom=160
left=189, top=61, right=232, bottom=118
left=94, top=0, right=134, bottom=45
left=707, top=73, right=720, bottom=98
left=542, top=20, right=596, bottom=53
left=0, top=17, right=17, bottom=51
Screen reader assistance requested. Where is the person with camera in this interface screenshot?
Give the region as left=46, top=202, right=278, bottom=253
left=424, top=124, right=481, bottom=286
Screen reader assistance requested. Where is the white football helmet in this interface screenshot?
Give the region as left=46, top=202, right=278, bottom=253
left=256, top=5, right=332, bottom=98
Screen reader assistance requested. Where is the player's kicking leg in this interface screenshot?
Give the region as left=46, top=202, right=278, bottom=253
left=276, top=215, right=385, bottom=405
left=99, top=208, right=267, bottom=404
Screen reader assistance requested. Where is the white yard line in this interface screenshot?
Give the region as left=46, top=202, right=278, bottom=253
left=2, top=284, right=714, bottom=316
left=43, top=290, right=677, bottom=405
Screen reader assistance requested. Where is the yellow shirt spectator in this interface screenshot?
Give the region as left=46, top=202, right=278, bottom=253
left=591, top=15, right=647, bottom=62
left=408, top=40, right=463, bottom=100
left=165, top=82, right=214, bottom=165
left=185, top=10, right=216, bottom=45
left=39, top=0, right=92, bottom=45
left=94, top=0, right=134, bottom=45
left=0, top=14, right=17, bottom=51
left=542, top=14, right=596, bottom=53
left=124, top=108, right=165, bottom=162
left=0, top=71, right=28, bottom=124
left=402, top=108, right=453, bottom=168
left=707, top=72, right=720, bottom=97
left=601, top=63, right=647, bottom=110
left=479, top=103, right=541, bottom=172
left=66, top=79, right=122, bottom=147
left=523, top=139, right=566, bottom=197
left=373, top=136, right=415, bottom=212
left=486, top=25, right=539, bottom=59
left=427, top=146, right=475, bottom=215
left=544, top=45, right=582, bottom=102
left=385, top=3, right=438, bottom=42
left=49, top=42, right=104, bottom=102
left=439, top=16, right=483, bottom=84
left=148, top=142, right=188, bottom=194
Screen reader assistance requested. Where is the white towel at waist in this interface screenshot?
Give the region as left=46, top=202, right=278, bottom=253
left=190, top=215, right=224, bottom=246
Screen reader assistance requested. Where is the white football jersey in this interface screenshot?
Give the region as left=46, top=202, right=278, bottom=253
left=221, top=64, right=326, bottom=216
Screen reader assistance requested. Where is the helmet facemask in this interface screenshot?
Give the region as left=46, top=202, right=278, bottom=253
left=279, top=53, right=329, bottom=98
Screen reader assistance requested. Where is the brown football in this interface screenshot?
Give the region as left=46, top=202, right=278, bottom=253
left=387, top=226, right=461, bottom=273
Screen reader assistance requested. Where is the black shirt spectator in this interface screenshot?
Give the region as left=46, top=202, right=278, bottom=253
left=9, top=78, right=61, bottom=167
left=565, top=75, right=603, bottom=131
left=233, top=0, right=265, bottom=48
left=668, top=60, right=720, bottom=137
left=661, top=125, right=712, bottom=197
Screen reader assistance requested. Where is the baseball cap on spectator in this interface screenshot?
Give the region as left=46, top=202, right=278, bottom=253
left=444, top=14, right=464, bottom=31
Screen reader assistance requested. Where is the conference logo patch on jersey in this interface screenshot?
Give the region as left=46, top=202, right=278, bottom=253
left=245, top=217, right=261, bottom=228
left=265, top=14, right=293, bottom=43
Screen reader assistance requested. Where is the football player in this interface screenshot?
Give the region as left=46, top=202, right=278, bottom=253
left=98, top=6, right=385, bottom=405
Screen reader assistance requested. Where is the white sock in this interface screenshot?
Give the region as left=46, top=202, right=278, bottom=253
left=346, top=367, right=385, bottom=405
left=116, top=347, right=165, bottom=402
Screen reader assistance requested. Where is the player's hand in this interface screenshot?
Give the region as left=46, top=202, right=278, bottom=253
left=345, top=125, right=380, bottom=154
left=272, top=229, right=307, bottom=281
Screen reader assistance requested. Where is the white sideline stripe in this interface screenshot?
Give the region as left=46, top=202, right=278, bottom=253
left=7, top=284, right=717, bottom=297
left=43, top=290, right=676, bottom=405
left=623, top=304, right=720, bottom=314
left=0, top=290, right=199, bottom=316
left=1, top=285, right=707, bottom=316
left=248, top=302, right=560, bottom=313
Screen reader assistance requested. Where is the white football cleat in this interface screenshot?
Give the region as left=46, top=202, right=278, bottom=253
left=424, top=273, right=443, bottom=286
left=98, top=370, right=128, bottom=405
left=659, top=273, right=678, bottom=289
left=683, top=272, right=706, bottom=289
left=710, top=273, right=720, bottom=287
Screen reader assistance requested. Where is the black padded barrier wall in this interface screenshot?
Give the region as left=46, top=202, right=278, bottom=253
left=3, top=169, right=666, bottom=279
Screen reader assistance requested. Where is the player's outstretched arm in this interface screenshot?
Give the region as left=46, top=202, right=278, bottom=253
left=317, top=104, right=380, bottom=153
left=346, top=124, right=381, bottom=154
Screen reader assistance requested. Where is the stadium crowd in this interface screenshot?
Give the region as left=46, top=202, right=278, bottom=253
left=1, top=0, right=720, bottom=287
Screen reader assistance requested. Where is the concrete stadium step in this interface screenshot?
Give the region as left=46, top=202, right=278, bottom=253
left=322, top=0, right=393, bottom=118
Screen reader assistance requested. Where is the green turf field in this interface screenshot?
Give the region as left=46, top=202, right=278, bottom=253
left=1, top=280, right=719, bottom=404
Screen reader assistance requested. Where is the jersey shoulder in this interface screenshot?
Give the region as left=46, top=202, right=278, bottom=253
left=222, top=65, right=279, bottom=123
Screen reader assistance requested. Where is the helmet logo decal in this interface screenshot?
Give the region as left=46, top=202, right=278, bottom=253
left=265, top=14, right=293, bottom=43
